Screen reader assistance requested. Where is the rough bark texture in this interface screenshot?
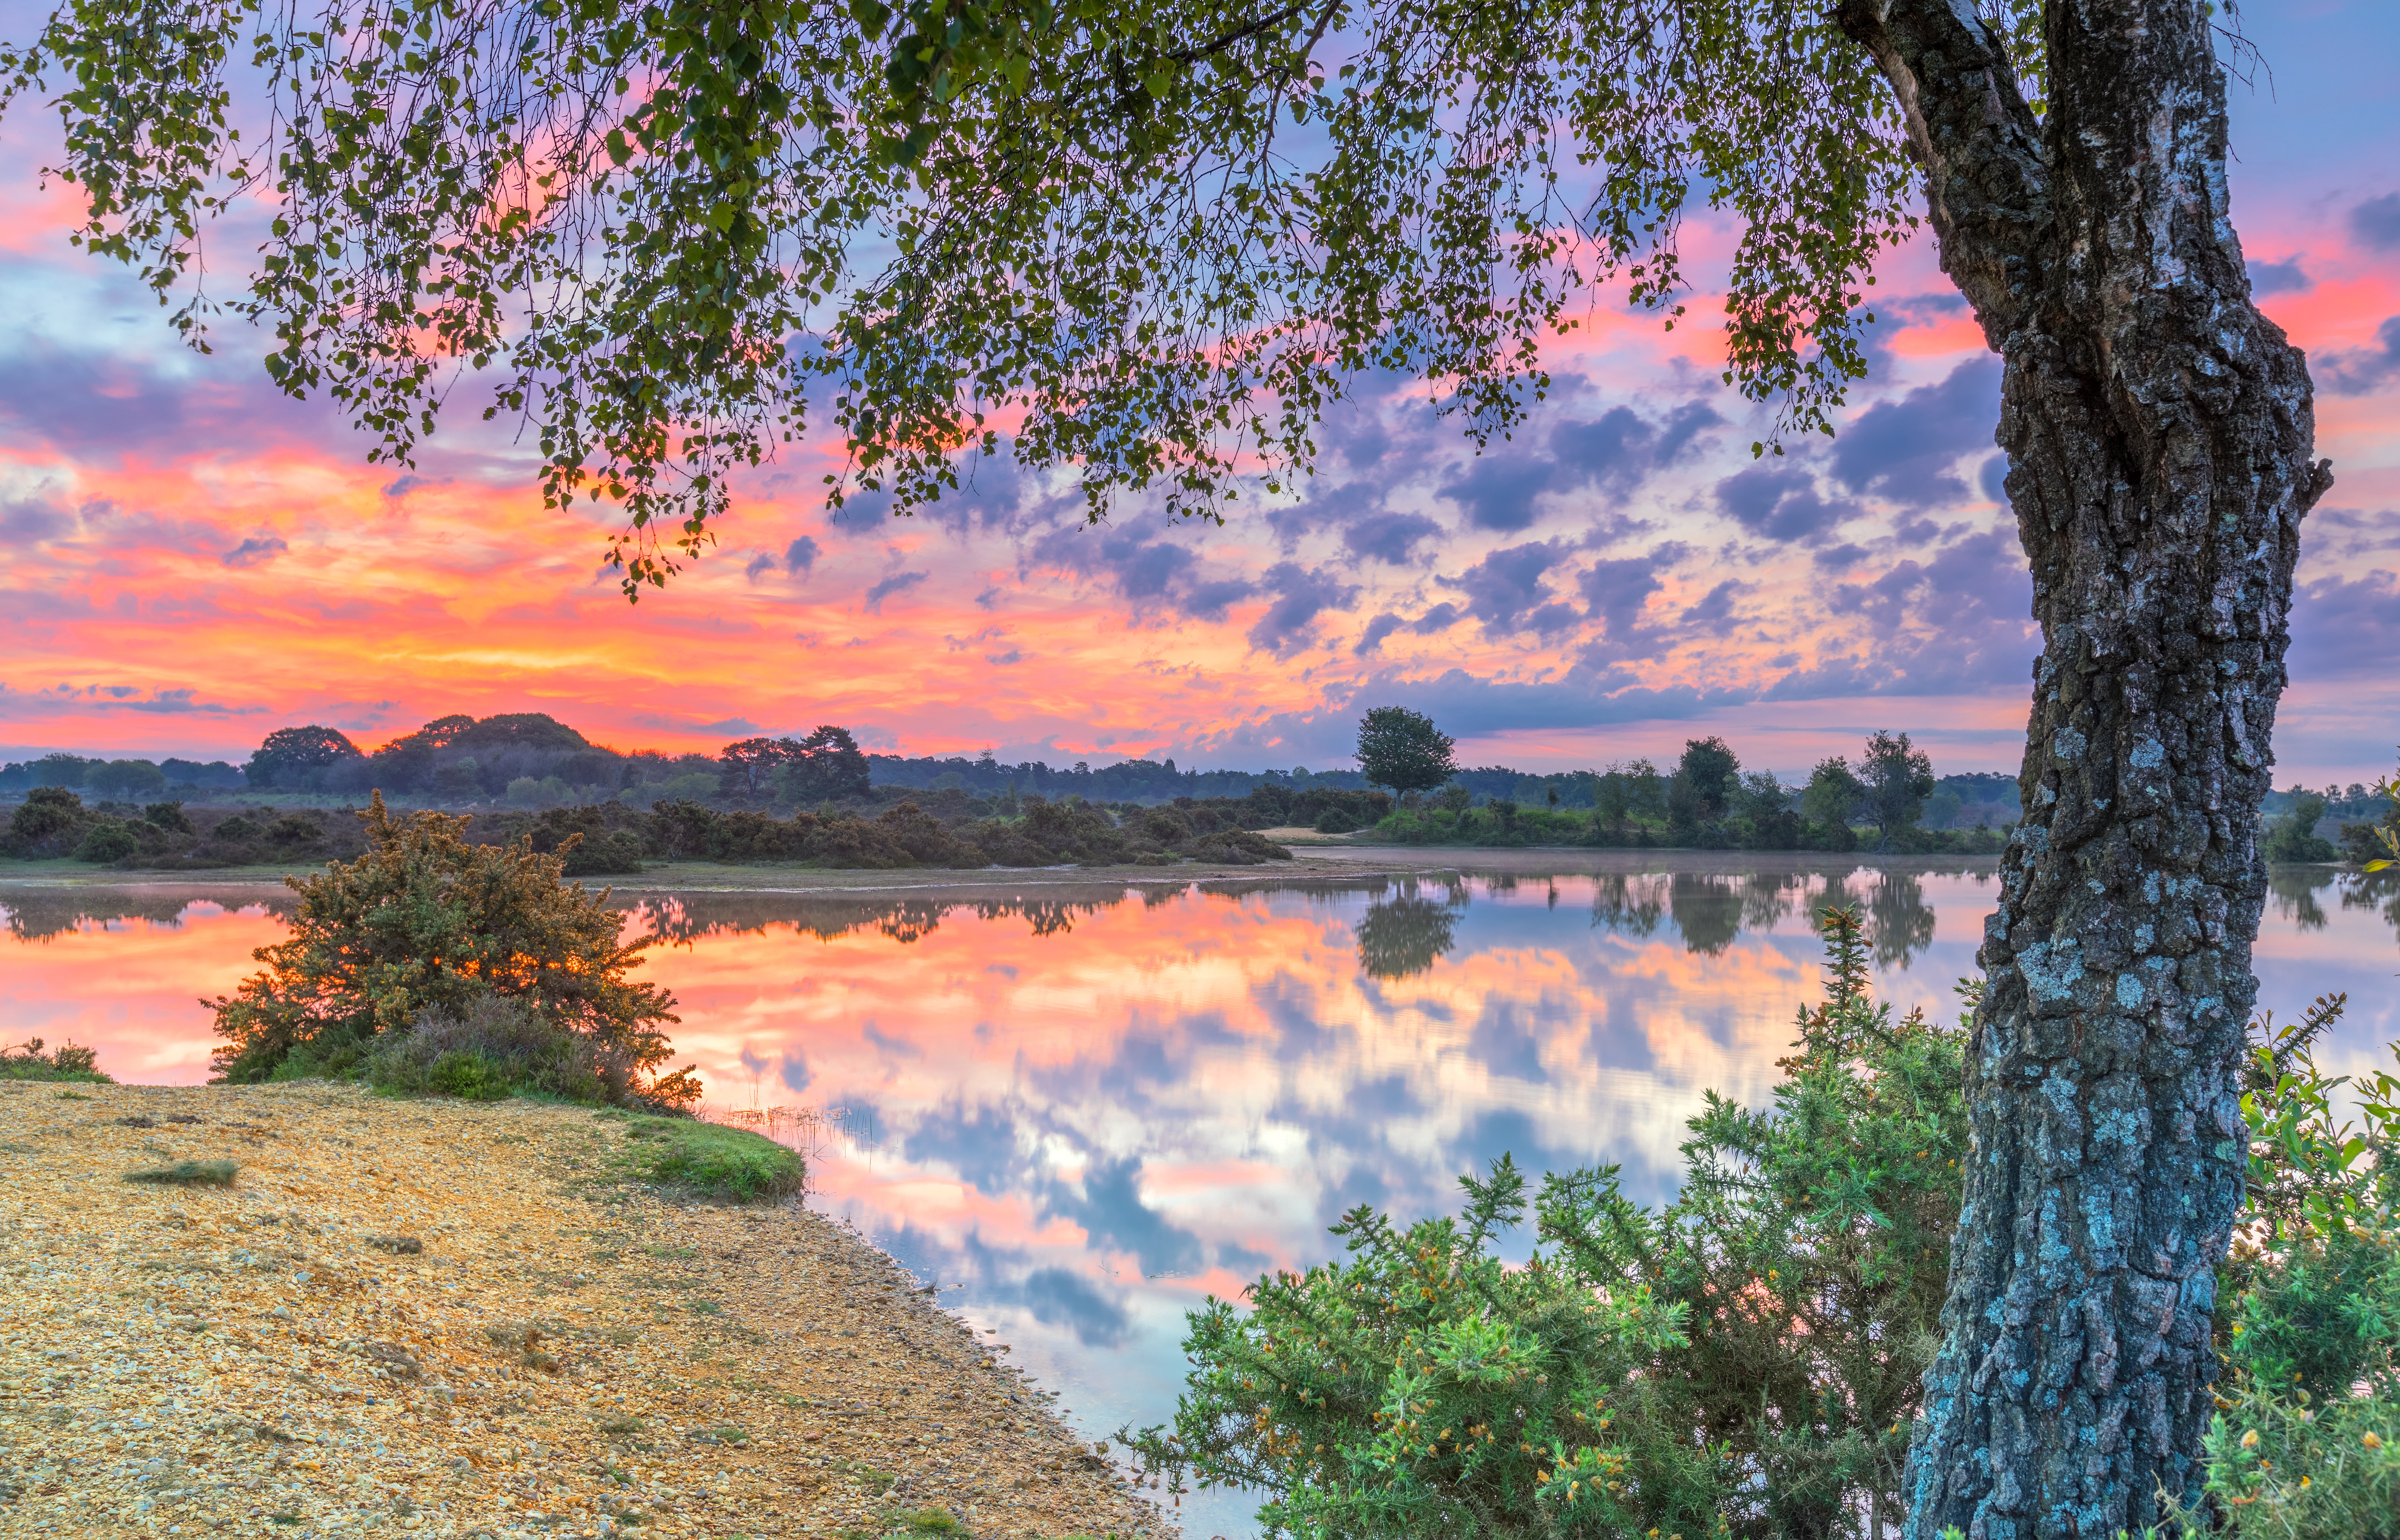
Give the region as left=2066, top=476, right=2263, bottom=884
left=1829, top=2, right=2333, bottom=1537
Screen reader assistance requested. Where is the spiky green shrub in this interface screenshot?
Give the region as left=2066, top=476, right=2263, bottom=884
left=1126, top=909, right=1965, bottom=1539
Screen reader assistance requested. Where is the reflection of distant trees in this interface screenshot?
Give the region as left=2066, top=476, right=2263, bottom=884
left=1356, top=895, right=1462, bottom=979
left=1813, top=868, right=1936, bottom=969
left=1588, top=873, right=1666, bottom=938
left=1575, top=865, right=1946, bottom=968
left=2337, top=869, right=2400, bottom=935
left=0, top=889, right=293, bottom=942
left=2267, top=867, right=2330, bottom=932
left=1670, top=874, right=1744, bottom=955
left=1864, top=870, right=1936, bottom=968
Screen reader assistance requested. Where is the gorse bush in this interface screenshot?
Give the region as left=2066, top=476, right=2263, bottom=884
left=211, top=792, right=696, bottom=1112
left=1127, top=910, right=1965, bottom=1538
left=1133, top=911, right=2394, bottom=1539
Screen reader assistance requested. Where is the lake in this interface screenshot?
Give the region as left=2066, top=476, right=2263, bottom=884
left=6, top=853, right=2396, bottom=1538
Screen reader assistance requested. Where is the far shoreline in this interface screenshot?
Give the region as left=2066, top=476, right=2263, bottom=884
left=0, top=843, right=2034, bottom=901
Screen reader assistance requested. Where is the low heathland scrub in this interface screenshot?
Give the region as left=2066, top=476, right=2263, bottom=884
left=359, top=996, right=696, bottom=1111
left=1, top=1037, right=115, bottom=1083
left=2189, top=996, right=2400, bottom=1539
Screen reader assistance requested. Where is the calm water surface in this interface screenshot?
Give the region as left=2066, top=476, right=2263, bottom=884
left=7, top=858, right=2396, bottom=1537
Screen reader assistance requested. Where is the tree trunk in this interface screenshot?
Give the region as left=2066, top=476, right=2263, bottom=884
left=1830, top=3, right=2333, bottom=1536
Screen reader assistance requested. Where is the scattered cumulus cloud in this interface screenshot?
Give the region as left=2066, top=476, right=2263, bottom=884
left=1829, top=358, right=2000, bottom=508
left=863, top=570, right=929, bottom=612
left=2351, top=192, right=2400, bottom=252
left=2318, top=316, right=2400, bottom=396
left=2247, top=257, right=2312, bottom=296
left=1246, top=562, right=1360, bottom=657
left=220, top=535, right=289, bottom=568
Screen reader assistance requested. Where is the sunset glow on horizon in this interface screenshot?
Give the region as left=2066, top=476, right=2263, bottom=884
left=3, top=0, right=2396, bottom=784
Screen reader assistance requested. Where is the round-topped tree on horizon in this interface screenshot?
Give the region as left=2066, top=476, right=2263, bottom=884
left=1355, top=707, right=1460, bottom=802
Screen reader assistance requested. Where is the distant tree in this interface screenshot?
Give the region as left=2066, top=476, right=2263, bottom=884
left=1859, top=731, right=1937, bottom=844
left=7, top=787, right=88, bottom=845
left=1734, top=770, right=1802, bottom=850
left=557, top=748, right=625, bottom=790
left=431, top=759, right=482, bottom=799
left=414, top=713, right=478, bottom=748
left=159, top=758, right=246, bottom=789
left=85, top=759, right=169, bottom=798
left=1355, top=708, right=1458, bottom=798
left=1802, top=757, right=1868, bottom=833
left=2260, top=794, right=2339, bottom=865
left=1669, top=737, right=1742, bottom=830
left=144, top=800, right=195, bottom=834
left=32, top=753, right=88, bottom=788
left=717, top=736, right=800, bottom=799
left=246, top=726, right=365, bottom=790
left=453, top=713, right=592, bottom=752
left=783, top=726, right=874, bottom=803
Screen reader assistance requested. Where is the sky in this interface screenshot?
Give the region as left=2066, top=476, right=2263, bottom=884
left=0, top=0, right=2396, bottom=784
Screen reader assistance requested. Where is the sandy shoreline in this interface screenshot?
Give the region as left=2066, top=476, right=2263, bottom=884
left=0, top=1082, right=1171, bottom=1539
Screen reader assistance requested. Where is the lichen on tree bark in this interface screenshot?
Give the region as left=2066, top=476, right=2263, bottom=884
left=1831, top=2, right=2334, bottom=1536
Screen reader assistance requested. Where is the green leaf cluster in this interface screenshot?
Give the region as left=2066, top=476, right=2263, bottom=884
left=0, top=0, right=2043, bottom=592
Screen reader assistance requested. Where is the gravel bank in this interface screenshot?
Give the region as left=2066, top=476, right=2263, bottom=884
left=0, top=1081, right=1170, bottom=1539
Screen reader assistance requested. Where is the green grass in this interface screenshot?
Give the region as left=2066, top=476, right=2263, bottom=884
left=123, top=1159, right=238, bottom=1187
left=896, top=1512, right=966, bottom=1535
left=604, top=1115, right=804, bottom=1204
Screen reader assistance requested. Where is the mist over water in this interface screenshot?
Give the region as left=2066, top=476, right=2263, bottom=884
left=8, top=860, right=2396, bottom=1538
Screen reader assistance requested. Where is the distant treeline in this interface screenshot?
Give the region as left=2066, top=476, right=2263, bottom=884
left=3, top=707, right=2385, bottom=846
left=0, top=784, right=1304, bottom=872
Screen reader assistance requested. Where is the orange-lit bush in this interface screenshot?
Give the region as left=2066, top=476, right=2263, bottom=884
left=209, top=791, right=691, bottom=1109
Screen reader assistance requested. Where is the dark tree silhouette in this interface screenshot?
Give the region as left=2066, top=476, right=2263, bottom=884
left=245, top=726, right=365, bottom=791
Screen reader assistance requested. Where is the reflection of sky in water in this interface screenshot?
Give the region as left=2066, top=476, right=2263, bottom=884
left=8, top=863, right=2399, bottom=1539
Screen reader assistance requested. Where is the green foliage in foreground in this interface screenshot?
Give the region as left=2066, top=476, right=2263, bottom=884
left=603, top=1114, right=805, bottom=1205
left=1132, top=912, right=2400, bottom=1538
left=354, top=995, right=687, bottom=1111
left=2193, top=1000, right=2400, bottom=1540
left=0, top=1037, right=115, bottom=1083
left=1127, top=910, right=1962, bottom=1537
left=210, top=792, right=693, bottom=1113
